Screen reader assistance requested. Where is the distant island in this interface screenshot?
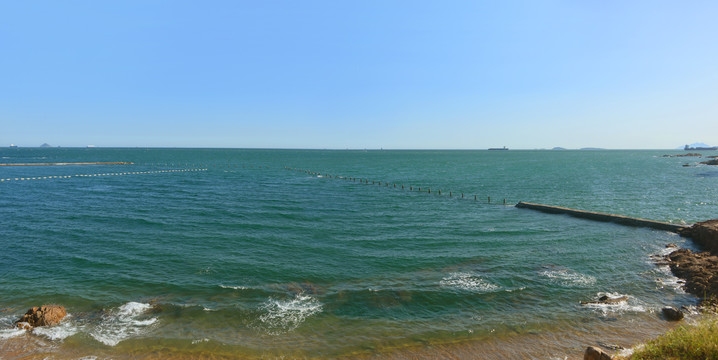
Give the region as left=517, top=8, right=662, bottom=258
left=684, top=143, right=718, bottom=151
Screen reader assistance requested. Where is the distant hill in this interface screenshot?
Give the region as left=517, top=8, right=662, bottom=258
left=40, top=143, right=52, bottom=147
left=552, top=147, right=566, bottom=150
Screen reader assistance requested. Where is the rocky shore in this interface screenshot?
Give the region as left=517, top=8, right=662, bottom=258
left=667, top=220, right=718, bottom=301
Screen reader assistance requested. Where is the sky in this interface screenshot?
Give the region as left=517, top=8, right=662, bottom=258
left=1, top=0, right=717, bottom=149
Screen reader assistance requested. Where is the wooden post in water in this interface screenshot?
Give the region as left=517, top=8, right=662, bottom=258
left=488, top=196, right=491, bottom=204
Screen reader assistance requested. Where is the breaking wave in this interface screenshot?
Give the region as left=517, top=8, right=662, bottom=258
left=539, top=267, right=596, bottom=287
left=258, top=294, right=322, bottom=334
left=440, top=272, right=500, bottom=292
left=89, top=302, right=157, bottom=346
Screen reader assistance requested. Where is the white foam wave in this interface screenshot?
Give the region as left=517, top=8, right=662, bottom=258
left=539, top=268, right=596, bottom=287
left=32, top=315, right=79, bottom=340
left=440, top=272, right=500, bottom=292
left=0, top=327, right=25, bottom=339
left=219, top=284, right=247, bottom=290
left=259, top=294, right=322, bottom=334
left=191, top=338, right=209, bottom=344
left=89, top=302, right=157, bottom=346
left=654, top=265, right=686, bottom=293
left=0, top=315, right=26, bottom=339
left=582, top=292, right=647, bottom=315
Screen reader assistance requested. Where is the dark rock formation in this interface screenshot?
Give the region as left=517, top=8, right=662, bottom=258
left=15, top=305, right=66, bottom=328
left=701, top=159, right=718, bottom=166
left=663, top=153, right=702, bottom=157
left=668, top=249, right=718, bottom=300
left=580, top=295, right=628, bottom=305
left=661, top=306, right=684, bottom=321
left=584, top=346, right=612, bottom=360
left=682, top=219, right=718, bottom=253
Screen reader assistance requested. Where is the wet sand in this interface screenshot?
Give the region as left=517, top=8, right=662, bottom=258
left=0, top=312, right=682, bottom=360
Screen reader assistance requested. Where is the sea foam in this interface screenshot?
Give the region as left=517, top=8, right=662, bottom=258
left=581, top=292, right=647, bottom=315
left=89, top=302, right=157, bottom=346
left=259, top=294, right=322, bottom=334
left=539, top=267, right=596, bottom=287
left=32, top=315, right=79, bottom=340
left=440, top=272, right=500, bottom=292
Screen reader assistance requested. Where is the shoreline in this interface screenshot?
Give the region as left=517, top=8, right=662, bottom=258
left=0, top=312, right=683, bottom=359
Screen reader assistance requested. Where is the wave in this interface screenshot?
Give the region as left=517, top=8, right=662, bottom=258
left=31, top=315, right=79, bottom=340
left=539, top=266, right=596, bottom=287
left=219, top=284, right=248, bottom=290
left=0, top=327, right=25, bottom=339
left=440, top=272, right=500, bottom=293
left=258, top=294, right=322, bottom=334
left=581, top=292, right=647, bottom=315
left=89, top=302, right=157, bottom=346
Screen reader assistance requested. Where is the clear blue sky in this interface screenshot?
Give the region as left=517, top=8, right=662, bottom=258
left=2, top=0, right=717, bottom=149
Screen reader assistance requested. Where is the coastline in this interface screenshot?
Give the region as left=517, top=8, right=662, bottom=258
left=0, top=312, right=683, bottom=359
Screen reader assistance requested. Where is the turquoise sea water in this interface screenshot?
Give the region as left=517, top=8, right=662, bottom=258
left=1, top=148, right=717, bottom=359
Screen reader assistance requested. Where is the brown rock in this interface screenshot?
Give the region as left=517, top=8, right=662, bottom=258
left=688, top=219, right=718, bottom=254
left=661, top=306, right=684, bottom=321
left=580, top=295, right=628, bottom=305
left=584, top=346, right=612, bottom=360
left=668, top=248, right=718, bottom=300
left=701, top=159, right=718, bottom=165
left=15, top=305, right=66, bottom=328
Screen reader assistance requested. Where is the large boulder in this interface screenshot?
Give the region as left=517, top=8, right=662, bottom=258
left=661, top=306, right=684, bottom=321
left=15, top=305, right=66, bottom=328
left=584, top=346, right=612, bottom=360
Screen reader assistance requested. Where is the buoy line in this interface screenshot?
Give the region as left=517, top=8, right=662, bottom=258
left=284, top=166, right=512, bottom=206
left=0, top=168, right=208, bottom=182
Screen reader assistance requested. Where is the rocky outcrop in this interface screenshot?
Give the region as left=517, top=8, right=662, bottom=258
left=662, top=153, right=702, bottom=157
left=580, top=295, right=628, bottom=305
left=682, top=219, right=718, bottom=254
left=584, top=346, right=612, bottom=360
left=668, top=249, right=718, bottom=300
left=701, top=159, right=718, bottom=165
left=661, top=306, right=684, bottom=321
left=14, top=305, right=66, bottom=328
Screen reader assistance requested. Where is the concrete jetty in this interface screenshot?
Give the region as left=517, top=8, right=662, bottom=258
left=515, top=201, right=689, bottom=233
left=0, top=162, right=133, bottom=166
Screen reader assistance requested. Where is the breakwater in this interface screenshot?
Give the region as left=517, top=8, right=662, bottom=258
left=515, top=201, right=689, bottom=233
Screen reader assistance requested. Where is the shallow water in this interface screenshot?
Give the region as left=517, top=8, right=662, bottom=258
left=1, top=148, right=715, bottom=358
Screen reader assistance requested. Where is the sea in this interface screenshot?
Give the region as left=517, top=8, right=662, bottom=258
left=1, top=148, right=717, bottom=359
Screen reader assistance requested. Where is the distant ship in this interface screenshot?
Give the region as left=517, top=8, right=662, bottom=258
left=685, top=145, right=718, bottom=151
left=9, top=144, right=17, bottom=148
left=488, top=146, right=508, bottom=150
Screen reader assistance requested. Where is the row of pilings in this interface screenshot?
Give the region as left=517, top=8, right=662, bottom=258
left=285, top=167, right=512, bottom=205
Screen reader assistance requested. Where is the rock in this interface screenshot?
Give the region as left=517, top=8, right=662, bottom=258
left=686, top=219, right=718, bottom=254
left=668, top=248, right=718, bottom=300
left=581, top=295, right=628, bottom=305
left=663, top=153, right=702, bottom=157
left=662, top=306, right=684, bottom=321
left=584, top=345, right=612, bottom=360
left=15, top=305, right=66, bottom=328
left=701, top=159, right=718, bottom=165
